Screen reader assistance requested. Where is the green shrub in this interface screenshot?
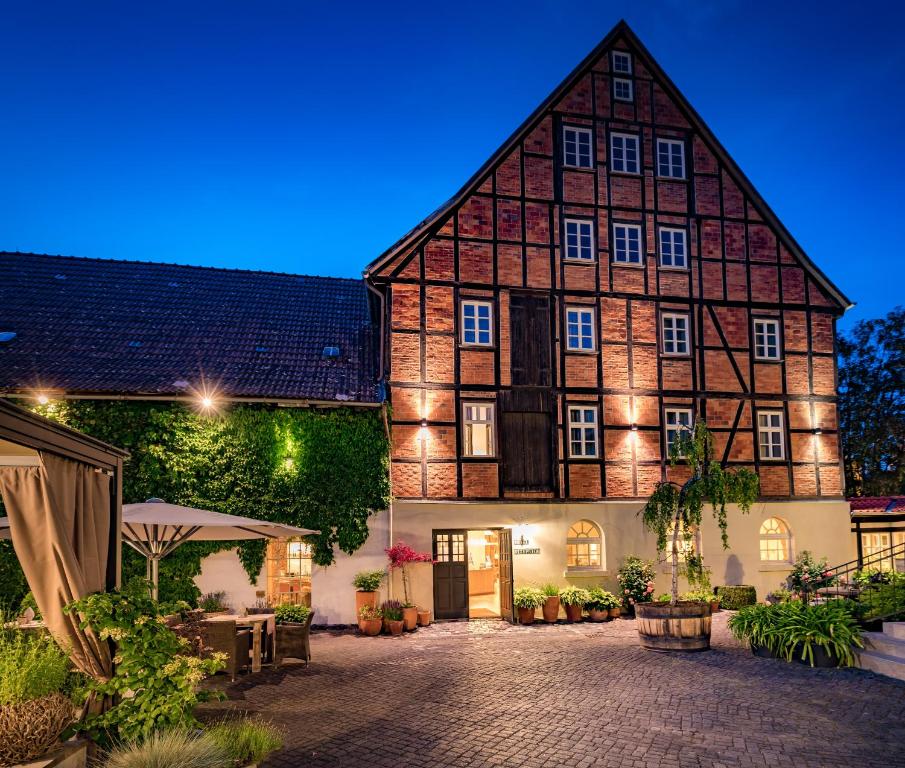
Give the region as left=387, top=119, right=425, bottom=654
left=728, top=601, right=862, bottom=667
left=558, top=586, right=590, bottom=606
left=0, top=630, right=71, bottom=705
left=540, top=583, right=560, bottom=597
left=616, top=556, right=656, bottom=608
left=585, top=587, right=620, bottom=611
left=513, top=587, right=545, bottom=609
left=716, top=585, right=757, bottom=610
left=197, top=591, right=229, bottom=613
left=681, top=589, right=716, bottom=603
left=105, top=729, right=228, bottom=768
left=206, top=718, right=283, bottom=766
left=352, top=570, right=384, bottom=592
left=273, top=604, right=311, bottom=624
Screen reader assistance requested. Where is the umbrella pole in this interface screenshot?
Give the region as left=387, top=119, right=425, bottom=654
left=145, top=555, right=159, bottom=601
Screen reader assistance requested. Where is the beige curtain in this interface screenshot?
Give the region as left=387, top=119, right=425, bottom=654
left=0, top=452, right=112, bottom=681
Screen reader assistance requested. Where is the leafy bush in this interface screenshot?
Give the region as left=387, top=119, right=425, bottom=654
left=728, top=601, right=862, bottom=667
left=513, top=587, right=545, bottom=609
left=352, top=570, right=385, bottom=592
left=206, top=718, right=284, bottom=766
left=273, top=604, right=311, bottom=625
left=540, top=583, right=560, bottom=597
left=0, top=630, right=71, bottom=705
left=105, top=729, right=228, bottom=768
left=380, top=600, right=404, bottom=622
left=856, top=570, right=905, bottom=620
left=197, top=591, right=229, bottom=613
left=585, top=587, right=620, bottom=611
left=616, top=556, right=657, bottom=608
left=67, top=584, right=225, bottom=745
left=680, top=589, right=715, bottom=603
left=765, top=588, right=793, bottom=604
left=716, top=585, right=757, bottom=610
left=358, top=605, right=382, bottom=620
left=558, top=586, right=590, bottom=606
left=787, top=551, right=835, bottom=593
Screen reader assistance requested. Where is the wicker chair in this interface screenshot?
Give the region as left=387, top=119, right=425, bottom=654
left=274, top=610, right=315, bottom=667
left=202, top=620, right=252, bottom=681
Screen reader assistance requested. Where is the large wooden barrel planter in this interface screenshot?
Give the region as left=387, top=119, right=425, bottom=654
left=635, top=601, right=712, bottom=651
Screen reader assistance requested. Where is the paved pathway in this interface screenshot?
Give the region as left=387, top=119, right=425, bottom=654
left=201, top=613, right=905, bottom=767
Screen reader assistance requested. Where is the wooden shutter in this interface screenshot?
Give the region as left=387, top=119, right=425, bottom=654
left=510, top=293, right=552, bottom=387
left=500, top=390, right=554, bottom=491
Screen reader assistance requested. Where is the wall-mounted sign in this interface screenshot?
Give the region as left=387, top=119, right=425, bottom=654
left=514, top=547, right=540, bottom=555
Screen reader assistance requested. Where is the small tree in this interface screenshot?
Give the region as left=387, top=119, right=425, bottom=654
left=641, top=422, right=759, bottom=606
left=385, top=541, right=433, bottom=606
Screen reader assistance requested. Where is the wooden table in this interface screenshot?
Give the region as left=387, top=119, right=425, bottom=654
left=206, top=613, right=274, bottom=673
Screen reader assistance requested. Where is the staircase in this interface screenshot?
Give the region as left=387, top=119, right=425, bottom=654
left=857, top=623, right=905, bottom=681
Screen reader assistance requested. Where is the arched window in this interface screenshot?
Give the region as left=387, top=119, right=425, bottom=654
left=567, top=520, right=602, bottom=569
left=759, top=517, right=792, bottom=562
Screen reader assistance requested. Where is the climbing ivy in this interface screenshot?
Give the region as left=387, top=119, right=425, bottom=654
left=0, top=400, right=390, bottom=606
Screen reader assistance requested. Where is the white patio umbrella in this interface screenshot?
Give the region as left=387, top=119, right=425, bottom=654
left=122, top=499, right=319, bottom=599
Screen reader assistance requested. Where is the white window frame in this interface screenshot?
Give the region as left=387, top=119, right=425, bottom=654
left=656, top=138, right=686, bottom=179
left=462, top=402, right=495, bottom=457
left=568, top=406, right=598, bottom=458
left=610, top=132, right=640, bottom=174
left=757, top=410, right=785, bottom=461
left=613, top=78, right=634, bottom=102
left=658, top=227, right=688, bottom=269
left=612, top=223, right=643, bottom=265
left=759, top=517, right=793, bottom=563
left=460, top=299, right=493, bottom=347
left=753, top=318, right=781, bottom=361
left=565, top=306, right=596, bottom=352
left=564, top=218, right=595, bottom=262
left=563, top=126, right=593, bottom=169
left=612, top=51, right=632, bottom=75
left=664, top=407, right=693, bottom=457
left=567, top=519, right=603, bottom=570
left=661, top=312, right=691, bottom=357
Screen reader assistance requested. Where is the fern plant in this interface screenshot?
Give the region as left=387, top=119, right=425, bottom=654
left=641, top=422, right=759, bottom=606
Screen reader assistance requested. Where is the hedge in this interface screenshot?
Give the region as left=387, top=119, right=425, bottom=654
left=716, top=585, right=757, bottom=610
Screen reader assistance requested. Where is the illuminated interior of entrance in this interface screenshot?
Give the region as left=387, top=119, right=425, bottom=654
left=467, top=529, right=500, bottom=618
left=266, top=538, right=312, bottom=607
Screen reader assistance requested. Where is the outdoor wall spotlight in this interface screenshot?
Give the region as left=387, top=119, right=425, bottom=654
left=420, top=419, right=427, bottom=428
left=200, top=396, right=214, bottom=409
left=813, top=428, right=823, bottom=435
left=630, top=424, right=638, bottom=432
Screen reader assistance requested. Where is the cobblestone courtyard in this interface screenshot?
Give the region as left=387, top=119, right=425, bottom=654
left=203, top=613, right=905, bottom=767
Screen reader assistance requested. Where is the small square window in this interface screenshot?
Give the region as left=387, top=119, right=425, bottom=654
left=564, top=219, right=595, bottom=261
left=657, top=139, right=685, bottom=179
left=613, top=224, right=643, bottom=264
left=612, top=51, right=632, bottom=74
left=662, top=313, right=690, bottom=356
left=664, top=408, right=693, bottom=456
left=568, top=407, right=598, bottom=457
left=610, top=132, right=640, bottom=174
left=754, top=319, right=781, bottom=360
left=659, top=228, right=687, bottom=269
left=566, top=307, right=596, bottom=351
left=563, top=126, right=593, bottom=168
left=463, top=402, right=495, bottom=457
left=461, top=300, right=493, bottom=346
left=614, top=78, right=633, bottom=102
left=757, top=411, right=785, bottom=460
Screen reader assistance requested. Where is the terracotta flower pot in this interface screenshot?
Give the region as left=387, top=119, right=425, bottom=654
left=386, top=619, right=404, bottom=636
left=417, top=610, right=431, bottom=626
left=355, top=590, right=378, bottom=615
left=542, top=595, right=560, bottom=623
left=588, top=608, right=608, bottom=622
left=710, top=600, right=720, bottom=614
left=608, top=607, right=621, bottom=619
left=402, top=606, right=418, bottom=631
left=360, top=618, right=382, bottom=636
left=564, top=603, right=583, bottom=623
left=517, top=606, right=536, bottom=625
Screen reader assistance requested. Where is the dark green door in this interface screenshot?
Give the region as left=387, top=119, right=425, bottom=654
left=433, top=530, right=468, bottom=619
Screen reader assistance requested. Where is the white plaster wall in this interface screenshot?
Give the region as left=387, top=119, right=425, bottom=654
left=194, top=548, right=265, bottom=613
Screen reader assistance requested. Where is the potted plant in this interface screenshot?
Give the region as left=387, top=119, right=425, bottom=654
left=417, top=608, right=431, bottom=626
left=638, top=422, right=759, bottom=651
left=385, top=542, right=433, bottom=632
left=513, top=587, right=545, bottom=625
left=273, top=603, right=315, bottom=665
left=540, top=583, right=561, bottom=623
left=559, top=586, right=590, bottom=623
left=358, top=605, right=383, bottom=636
left=352, top=570, right=385, bottom=623
left=381, top=600, right=405, bottom=636
left=585, top=587, right=619, bottom=621
left=616, top=556, right=656, bottom=615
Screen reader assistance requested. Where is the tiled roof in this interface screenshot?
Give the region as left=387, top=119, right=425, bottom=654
left=849, top=496, right=905, bottom=516
left=0, top=252, right=381, bottom=403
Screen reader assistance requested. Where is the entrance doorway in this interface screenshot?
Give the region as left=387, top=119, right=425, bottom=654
left=432, top=529, right=513, bottom=621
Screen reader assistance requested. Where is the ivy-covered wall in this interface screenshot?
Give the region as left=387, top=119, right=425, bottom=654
left=0, top=400, right=390, bottom=607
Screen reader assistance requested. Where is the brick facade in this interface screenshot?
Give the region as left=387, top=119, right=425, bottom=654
left=366, top=22, right=848, bottom=503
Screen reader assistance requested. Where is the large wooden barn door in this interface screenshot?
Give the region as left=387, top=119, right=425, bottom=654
left=432, top=530, right=468, bottom=619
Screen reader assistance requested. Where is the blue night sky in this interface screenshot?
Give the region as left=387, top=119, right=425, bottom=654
left=1, top=1, right=902, bottom=330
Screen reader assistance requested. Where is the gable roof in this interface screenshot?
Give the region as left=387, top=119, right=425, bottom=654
left=0, top=252, right=381, bottom=404
left=850, top=496, right=905, bottom=516
left=363, top=20, right=852, bottom=311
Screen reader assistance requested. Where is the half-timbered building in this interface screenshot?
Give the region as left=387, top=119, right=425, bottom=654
left=364, top=20, right=854, bottom=621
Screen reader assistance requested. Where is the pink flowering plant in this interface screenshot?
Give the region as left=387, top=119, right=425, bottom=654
left=385, top=541, right=434, bottom=605
left=786, top=550, right=836, bottom=595
left=616, top=556, right=657, bottom=608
